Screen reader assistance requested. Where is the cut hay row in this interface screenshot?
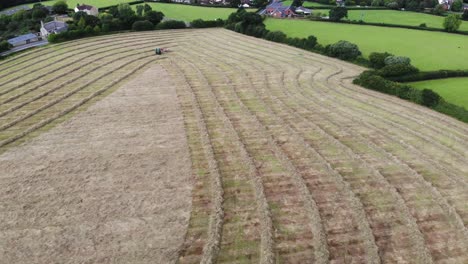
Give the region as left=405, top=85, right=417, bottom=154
left=0, top=39, right=178, bottom=115
left=0, top=57, right=154, bottom=148
left=0, top=34, right=182, bottom=150
left=182, top=45, right=330, bottom=263
left=189, top=43, right=382, bottom=263
left=0, top=30, right=194, bottom=76
left=212, top=31, right=468, bottom=179
left=184, top=29, right=468, bottom=262
left=216, top=30, right=468, bottom=144
left=211, top=31, right=468, bottom=235
left=0, top=34, right=187, bottom=93
left=172, top=56, right=275, bottom=263
left=217, top=34, right=463, bottom=255
left=181, top=50, right=329, bottom=263
left=165, top=60, right=224, bottom=264
left=194, top=38, right=431, bottom=263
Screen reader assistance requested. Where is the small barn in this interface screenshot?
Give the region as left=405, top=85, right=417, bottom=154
left=7, top=33, right=40, bottom=47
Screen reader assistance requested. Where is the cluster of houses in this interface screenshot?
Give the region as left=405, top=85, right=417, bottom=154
left=259, top=1, right=312, bottom=18
left=5, top=4, right=98, bottom=49
left=439, top=0, right=468, bottom=10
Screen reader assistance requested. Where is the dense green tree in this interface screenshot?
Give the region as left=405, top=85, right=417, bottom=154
left=132, top=20, right=154, bottom=31
left=32, top=8, right=47, bottom=19
left=421, top=89, right=441, bottom=107
left=52, top=0, right=68, bottom=14
left=292, top=0, right=304, bottom=7
left=117, top=3, right=137, bottom=28
left=463, top=10, right=468, bottom=21
left=369, top=52, right=393, bottom=69
left=231, top=0, right=242, bottom=7
left=327, top=40, right=361, bottom=60
left=329, top=7, right=348, bottom=21
left=145, top=11, right=164, bottom=25
left=77, top=17, right=86, bottom=29
left=0, top=40, right=11, bottom=52
left=443, top=14, right=462, bottom=32
left=136, top=5, right=144, bottom=16
left=451, top=0, right=463, bottom=11
left=144, top=4, right=153, bottom=14
left=432, top=4, right=445, bottom=15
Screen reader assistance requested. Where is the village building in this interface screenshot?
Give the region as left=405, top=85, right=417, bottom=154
left=74, top=4, right=99, bottom=16
left=40, top=20, right=68, bottom=37
left=7, top=33, right=41, bottom=47
left=259, top=1, right=312, bottom=18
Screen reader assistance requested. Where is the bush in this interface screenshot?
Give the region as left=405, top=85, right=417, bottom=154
left=443, top=14, right=462, bottom=32
left=432, top=4, right=445, bottom=15
left=327, top=40, right=361, bottom=60
left=0, top=40, right=11, bottom=52
left=369, top=52, right=393, bottom=69
left=451, top=0, right=463, bottom=11
left=421, top=88, right=441, bottom=107
left=155, top=20, right=186, bottom=30
left=132, top=20, right=154, bottom=31
left=329, top=7, right=348, bottom=21
left=52, top=0, right=68, bottom=14
left=419, top=23, right=427, bottom=27
left=384, top=55, right=411, bottom=66
left=191, top=19, right=224, bottom=28
left=387, top=70, right=468, bottom=82
left=304, top=35, right=318, bottom=49
left=145, top=10, right=164, bottom=25
left=378, top=64, right=419, bottom=77
left=463, top=10, right=468, bottom=21
left=264, top=31, right=287, bottom=43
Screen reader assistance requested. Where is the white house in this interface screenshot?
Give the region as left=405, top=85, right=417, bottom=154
left=74, top=4, right=99, bottom=16
left=40, top=20, right=68, bottom=37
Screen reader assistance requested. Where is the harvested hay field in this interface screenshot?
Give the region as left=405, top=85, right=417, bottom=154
left=0, top=29, right=467, bottom=263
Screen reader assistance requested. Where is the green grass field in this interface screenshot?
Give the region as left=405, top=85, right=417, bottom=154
left=133, top=3, right=238, bottom=21
left=310, top=10, right=468, bottom=31
left=409, top=78, right=468, bottom=109
left=265, top=19, right=468, bottom=71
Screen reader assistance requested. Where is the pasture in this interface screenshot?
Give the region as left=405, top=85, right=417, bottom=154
left=410, top=77, right=468, bottom=109
left=312, top=9, right=468, bottom=31
left=265, top=18, right=468, bottom=71
left=0, top=29, right=467, bottom=263
left=132, top=3, right=239, bottom=21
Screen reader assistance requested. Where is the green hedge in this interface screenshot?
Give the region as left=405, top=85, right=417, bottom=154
left=354, top=71, right=468, bottom=122
left=388, top=70, right=468, bottom=82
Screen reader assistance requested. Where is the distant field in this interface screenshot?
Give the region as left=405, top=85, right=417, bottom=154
left=265, top=19, right=468, bottom=71
left=133, top=3, right=238, bottom=21
left=410, top=77, right=468, bottom=109
left=311, top=9, right=468, bottom=31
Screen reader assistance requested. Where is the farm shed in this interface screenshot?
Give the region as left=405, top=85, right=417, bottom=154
left=7, top=33, right=40, bottom=47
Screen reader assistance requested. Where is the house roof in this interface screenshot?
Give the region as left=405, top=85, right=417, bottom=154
left=7, top=33, right=38, bottom=45
left=76, top=4, right=95, bottom=10
left=43, top=21, right=68, bottom=33
left=0, top=6, right=31, bottom=16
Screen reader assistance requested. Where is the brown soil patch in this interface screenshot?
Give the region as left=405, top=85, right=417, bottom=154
left=0, top=65, right=192, bottom=263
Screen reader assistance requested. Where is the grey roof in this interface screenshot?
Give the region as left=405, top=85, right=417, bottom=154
left=0, top=6, right=31, bottom=16
left=43, top=21, right=68, bottom=33
left=7, top=33, right=38, bottom=45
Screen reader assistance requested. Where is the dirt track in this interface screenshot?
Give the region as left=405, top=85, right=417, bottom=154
left=0, top=65, right=192, bottom=263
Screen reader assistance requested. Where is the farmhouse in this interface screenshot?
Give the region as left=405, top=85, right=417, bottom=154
left=40, top=20, right=68, bottom=37
left=7, top=33, right=40, bottom=47
left=259, top=2, right=311, bottom=18
left=74, top=4, right=99, bottom=16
